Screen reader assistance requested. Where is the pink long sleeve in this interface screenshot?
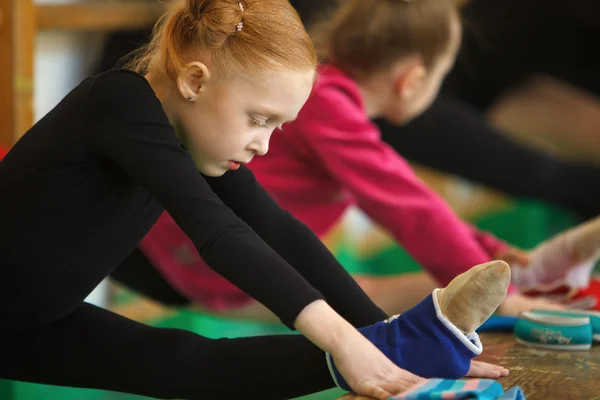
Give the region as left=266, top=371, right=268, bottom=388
left=295, top=86, right=496, bottom=285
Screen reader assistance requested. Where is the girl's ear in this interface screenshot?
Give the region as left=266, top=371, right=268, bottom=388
left=176, top=61, right=212, bottom=102
left=395, top=63, right=426, bottom=100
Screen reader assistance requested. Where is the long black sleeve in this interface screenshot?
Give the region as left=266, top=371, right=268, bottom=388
left=376, top=94, right=600, bottom=218
left=204, top=167, right=388, bottom=327
left=88, top=70, right=325, bottom=329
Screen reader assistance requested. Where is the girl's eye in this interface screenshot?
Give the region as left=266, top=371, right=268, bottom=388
left=250, top=118, right=268, bottom=129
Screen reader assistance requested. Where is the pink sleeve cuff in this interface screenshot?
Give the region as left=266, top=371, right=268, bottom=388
left=468, top=224, right=508, bottom=258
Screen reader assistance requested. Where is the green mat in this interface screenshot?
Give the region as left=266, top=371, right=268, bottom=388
left=1, top=200, right=583, bottom=400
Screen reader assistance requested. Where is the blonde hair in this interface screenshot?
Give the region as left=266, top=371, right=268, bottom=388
left=313, top=0, right=460, bottom=80
left=127, top=0, right=317, bottom=78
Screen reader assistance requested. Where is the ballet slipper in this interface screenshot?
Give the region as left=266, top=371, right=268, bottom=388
left=437, top=260, right=511, bottom=334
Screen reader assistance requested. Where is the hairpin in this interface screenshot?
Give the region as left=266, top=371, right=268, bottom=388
left=236, top=2, right=244, bottom=32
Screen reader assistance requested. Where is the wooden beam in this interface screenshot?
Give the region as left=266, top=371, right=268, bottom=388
left=36, top=1, right=167, bottom=32
left=14, top=0, right=34, bottom=138
left=0, top=0, right=34, bottom=146
left=0, top=0, right=15, bottom=148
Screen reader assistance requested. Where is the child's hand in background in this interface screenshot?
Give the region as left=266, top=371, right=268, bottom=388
left=494, top=247, right=531, bottom=268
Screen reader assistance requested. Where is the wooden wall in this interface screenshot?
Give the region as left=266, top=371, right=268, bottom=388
left=0, top=0, right=166, bottom=148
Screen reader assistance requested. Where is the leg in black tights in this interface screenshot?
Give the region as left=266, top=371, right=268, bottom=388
left=376, top=95, right=600, bottom=219
left=379, top=0, right=600, bottom=218
left=0, top=303, right=333, bottom=400
left=1, top=251, right=340, bottom=399
left=446, top=0, right=600, bottom=108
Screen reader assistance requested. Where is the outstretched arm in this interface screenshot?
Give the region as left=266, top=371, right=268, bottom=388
left=204, top=166, right=388, bottom=327
left=296, top=87, right=496, bottom=286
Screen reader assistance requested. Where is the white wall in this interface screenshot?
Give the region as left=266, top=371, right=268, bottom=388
left=34, top=32, right=105, bottom=120
left=34, top=0, right=108, bottom=306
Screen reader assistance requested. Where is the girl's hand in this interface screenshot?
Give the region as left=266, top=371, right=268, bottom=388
left=466, top=360, right=509, bottom=378
left=330, top=330, right=425, bottom=399
left=336, top=360, right=510, bottom=400
left=494, top=247, right=531, bottom=267
left=294, top=300, right=425, bottom=399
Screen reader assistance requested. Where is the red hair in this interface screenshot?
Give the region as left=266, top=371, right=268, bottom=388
left=127, top=0, right=317, bottom=78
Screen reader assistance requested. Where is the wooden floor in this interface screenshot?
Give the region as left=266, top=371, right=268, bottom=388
left=477, top=332, right=600, bottom=400
left=339, top=332, right=600, bottom=400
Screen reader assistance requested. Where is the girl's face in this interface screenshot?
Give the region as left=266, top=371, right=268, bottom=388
left=171, top=65, right=315, bottom=176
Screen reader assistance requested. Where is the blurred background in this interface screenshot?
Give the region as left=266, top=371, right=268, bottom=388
left=1, top=0, right=599, bottom=399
